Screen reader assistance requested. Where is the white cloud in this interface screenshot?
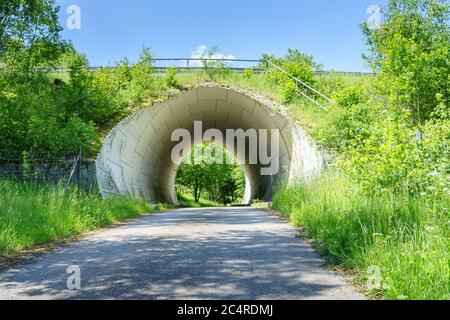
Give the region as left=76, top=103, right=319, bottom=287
left=188, top=45, right=236, bottom=67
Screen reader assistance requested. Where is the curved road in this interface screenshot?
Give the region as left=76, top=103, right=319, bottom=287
left=0, top=207, right=364, bottom=300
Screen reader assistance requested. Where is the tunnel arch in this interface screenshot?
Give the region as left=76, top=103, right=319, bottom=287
left=96, top=85, right=323, bottom=204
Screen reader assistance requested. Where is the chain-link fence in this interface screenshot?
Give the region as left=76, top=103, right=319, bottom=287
left=0, top=150, right=97, bottom=192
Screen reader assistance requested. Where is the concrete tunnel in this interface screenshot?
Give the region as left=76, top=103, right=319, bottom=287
left=96, top=85, right=323, bottom=205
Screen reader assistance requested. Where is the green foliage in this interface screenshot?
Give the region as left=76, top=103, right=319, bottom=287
left=0, top=72, right=97, bottom=157
left=0, top=42, right=169, bottom=157
left=273, top=173, right=449, bottom=300
left=317, top=104, right=378, bottom=152
left=164, top=66, right=179, bottom=88
left=315, top=84, right=377, bottom=151
left=264, top=49, right=320, bottom=103
left=340, top=107, right=449, bottom=197
left=124, top=48, right=166, bottom=104
left=176, top=144, right=245, bottom=205
left=242, top=68, right=255, bottom=79
left=200, top=46, right=232, bottom=81
left=0, top=179, right=154, bottom=257
left=0, top=0, right=70, bottom=79
left=362, top=0, right=450, bottom=122
left=177, top=193, right=222, bottom=208
left=334, top=85, right=369, bottom=109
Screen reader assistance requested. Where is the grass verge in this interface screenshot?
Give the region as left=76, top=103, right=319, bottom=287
left=0, top=179, right=168, bottom=257
left=272, top=172, right=449, bottom=300
left=177, top=193, right=223, bottom=208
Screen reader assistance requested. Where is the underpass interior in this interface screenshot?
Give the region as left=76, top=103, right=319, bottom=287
left=96, top=85, right=323, bottom=205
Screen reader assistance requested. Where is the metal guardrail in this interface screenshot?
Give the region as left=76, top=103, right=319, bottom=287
left=266, top=61, right=334, bottom=111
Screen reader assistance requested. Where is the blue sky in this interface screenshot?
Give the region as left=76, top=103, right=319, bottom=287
left=57, top=0, right=386, bottom=72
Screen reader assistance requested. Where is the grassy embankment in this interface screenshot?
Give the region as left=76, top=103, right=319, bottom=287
left=273, top=174, right=449, bottom=300
left=0, top=180, right=169, bottom=257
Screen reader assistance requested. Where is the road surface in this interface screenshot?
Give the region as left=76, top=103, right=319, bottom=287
left=0, top=207, right=364, bottom=300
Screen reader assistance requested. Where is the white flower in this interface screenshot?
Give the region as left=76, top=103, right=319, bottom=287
left=428, top=170, right=439, bottom=176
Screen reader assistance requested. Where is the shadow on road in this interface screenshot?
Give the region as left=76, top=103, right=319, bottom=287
left=0, top=208, right=361, bottom=300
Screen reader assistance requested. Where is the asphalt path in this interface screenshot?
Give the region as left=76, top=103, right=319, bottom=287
left=0, top=207, right=364, bottom=300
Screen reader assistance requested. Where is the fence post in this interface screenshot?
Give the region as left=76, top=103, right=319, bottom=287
left=77, top=145, right=82, bottom=190
left=76, top=101, right=83, bottom=192
left=322, top=146, right=330, bottom=171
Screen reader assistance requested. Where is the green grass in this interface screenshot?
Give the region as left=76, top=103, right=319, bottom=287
left=177, top=193, right=223, bottom=208
left=272, top=172, right=449, bottom=300
left=0, top=180, right=163, bottom=257
left=175, top=70, right=366, bottom=138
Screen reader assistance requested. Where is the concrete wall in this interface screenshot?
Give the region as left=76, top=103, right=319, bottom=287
left=96, top=85, right=323, bottom=204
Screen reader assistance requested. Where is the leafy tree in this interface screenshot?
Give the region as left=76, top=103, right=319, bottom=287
left=0, top=0, right=69, bottom=80
left=176, top=144, right=245, bottom=204
left=362, top=0, right=450, bottom=122
left=176, top=149, right=211, bottom=203
left=200, top=46, right=232, bottom=80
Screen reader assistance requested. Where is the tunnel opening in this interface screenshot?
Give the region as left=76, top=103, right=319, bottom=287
left=96, top=85, right=323, bottom=204
left=175, top=143, right=248, bottom=207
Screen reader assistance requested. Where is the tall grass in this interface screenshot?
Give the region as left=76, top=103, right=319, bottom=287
left=273, top=172, right=449, bottom=300
left=0, top=180, right=157, bottom=257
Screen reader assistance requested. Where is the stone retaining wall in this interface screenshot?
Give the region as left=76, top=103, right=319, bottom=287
left=0, top=159, right=97, bottom=191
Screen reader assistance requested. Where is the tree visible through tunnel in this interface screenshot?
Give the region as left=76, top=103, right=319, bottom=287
left=176, top=144, right=246, bottom=207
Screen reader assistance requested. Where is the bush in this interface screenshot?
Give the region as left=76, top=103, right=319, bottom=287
left=242, top=68, right=255, bottom=79
left=315, top=83, right=377, bottom=151
left=264, top=49, right=320, bottom=103
left=0, top=47, right=170, bottom=158
left=164, top=66, right=179, bottom=88
left=362, top=0, right=450, bottom=122
left=340, top=106, right=449, bottom=197
left=0, top=72, right=97, bottom=158
left=334, top=85, right=369, bottom=109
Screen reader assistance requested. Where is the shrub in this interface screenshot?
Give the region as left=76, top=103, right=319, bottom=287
left=0, top=72, right=97, bottom=158
left=340, top=106, right=449, bottom=197
left=264, top=49, right=319, bottom=103
left=333, top=85, right=369, bottom=109
left=164, top=66, right=179, bottom=88
left=243, top=68, right=255, bottom=79
left=315, top=83, right=377, bottom=151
